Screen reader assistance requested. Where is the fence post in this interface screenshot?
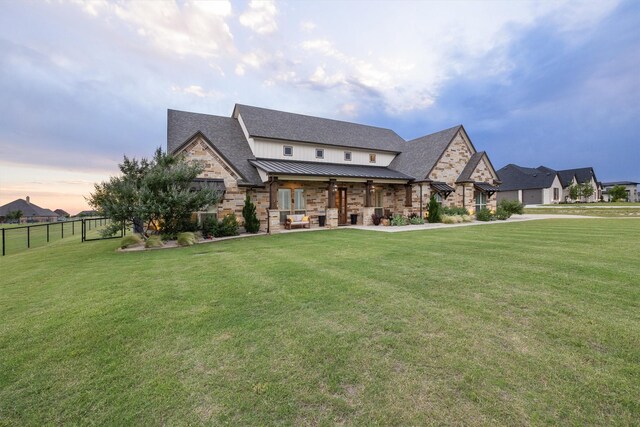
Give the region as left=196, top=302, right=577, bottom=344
left=27, top=226, right=30, bottom=248
left=47, top=224, right=50, bottom=243
left=72, top=221, right=75, bottom=236
left=2, top=228, right=5, bottom=256
left=81, top=220, right=85, bottom=242
left=62, top=222, right=64, bottom=239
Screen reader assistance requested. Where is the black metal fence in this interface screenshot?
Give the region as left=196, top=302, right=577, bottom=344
left=1, top=218, right=123, bottom=256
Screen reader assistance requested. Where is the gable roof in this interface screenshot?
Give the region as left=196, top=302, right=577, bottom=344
left=457, top=151, right=485, bottom=183
left=233, top=104, right=405, bottom=152
left=557, top=167, right=597, bottom=187
left=167, top=109, right=262, bottom=185
left=496, top=164, right=559, bottom=191
left=0, top=199, right=58, bottom=218
left=388, top=125, right=462, bottom=180
left=54, top=209, right=69, bottom=217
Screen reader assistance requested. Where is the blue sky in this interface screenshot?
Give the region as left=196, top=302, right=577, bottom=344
left=0, top=0, right=638, bottom=213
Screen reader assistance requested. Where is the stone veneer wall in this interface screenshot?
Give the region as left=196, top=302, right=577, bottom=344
left=469, top=156, right=498, bottom=211
left=428, top=132, right=474, bottom=208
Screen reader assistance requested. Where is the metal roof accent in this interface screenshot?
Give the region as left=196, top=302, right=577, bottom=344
left=474, top=182, right=499, bottom=196
left=249, top=159, right=412, bottom=180
left=190, top=178, right=226, bottom=194
left=431, top=182, right=455, bottom=194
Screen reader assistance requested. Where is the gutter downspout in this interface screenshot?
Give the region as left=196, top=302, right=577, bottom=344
left=419, top=184, right=423, bottom=218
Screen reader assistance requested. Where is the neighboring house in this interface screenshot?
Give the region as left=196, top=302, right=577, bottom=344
left=75, top=210, right=99, bottom=217
left=54, top=209, right=70, bottom=218
left=556, top=167, right=600, bottom=202
left=0, top=197, right=59, bottom=223
left=496, top=165, right=563, bottom=205
left=601, top=181, right=639, bottom=202
left=167, top=104, right=501, bottom=233
left=497, top=165, right=600, bottom=204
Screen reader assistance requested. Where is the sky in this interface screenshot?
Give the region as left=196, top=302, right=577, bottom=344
left=0, top=0, right=638, bottom=214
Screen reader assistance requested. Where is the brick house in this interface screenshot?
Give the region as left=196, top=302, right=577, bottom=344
left=168, top=104, right=500, bottom=233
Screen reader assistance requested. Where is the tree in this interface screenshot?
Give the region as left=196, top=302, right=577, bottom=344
left=609, top=185, right=627, bottom=202
left=568, top=184, right=580, bottom=201
left=242, top=194, right=260, bottom=233
left=427, top=195, right=442, bottom=223
left=579, top=182, right=594, bottom=201
left=88, top=148, right=220, bottom=238
left=5, top=210, right=23, bottom=222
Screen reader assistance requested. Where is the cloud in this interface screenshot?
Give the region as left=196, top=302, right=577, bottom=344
left=171, top=85, right=223, bottom=98
left=300, top=20, right=316, bottom=32
left=239, top=0, right=278, bottom=34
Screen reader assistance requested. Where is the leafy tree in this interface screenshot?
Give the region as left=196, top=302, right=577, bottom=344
left=6, top=210, right=23, bottom=221
left=568, top=184, right=580, bottom=201
left=88, top=148, right=220, bottom=238
left=242, top=194, right=260, bottom=233
left=427, top=195, right=442, bottom=223
left=609, top=185, right=627, bottom=202
left=580, top=182, right=594, bottom=200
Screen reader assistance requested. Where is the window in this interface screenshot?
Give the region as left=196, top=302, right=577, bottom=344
left=434, top=193, right=443, bottom=203
left=553, top=188, right=559, bottom=200
left=374, top=188, right=384, bottom=217
left=475, top=192, right=487, bottom=212
left=344, top=151, right=352, bottom=161
left=315, top=148, right=324, bottom=159
left=369, top=153, right=376, bottom=163
left=278, top=188, right=291, bottom=223
left=294, top=188, right=306, bottom=214
left=283, top=145, right=293, bottom=156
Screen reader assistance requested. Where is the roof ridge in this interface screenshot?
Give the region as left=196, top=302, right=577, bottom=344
left=407, top=125, right=462, bottom=143
left=234, top=103, right=399, bottom=134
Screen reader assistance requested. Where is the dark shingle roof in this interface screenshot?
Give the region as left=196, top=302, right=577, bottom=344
left=250, top=159, right=412, bottom=180
left=234, top=104, right=405, bottom=152
left=457, top=151, right=485, bottom=183
left=557, top=167, right=596, bottom=187
left=54, top=209, right=69, bottom=217
left=167, top=109, right=262, bottom=185
left=0, top=199, right=58, bottom=218
left=602, top=181, right=639, bottom=186
left=388, top=125, right=462, bottom=180
left=496, top=164, right=558, bottom=191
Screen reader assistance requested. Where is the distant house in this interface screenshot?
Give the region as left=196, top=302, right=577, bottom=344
left=54, top=209, right=70, bottom=218
left=556, top=167, right=600, bottom=202
left=497, top=164, right=600, bottom=205
left=601, top=181, right=639, bottom=202
left=496, top=165, right=563, bottom=205
left=75, top=210, right=99, bottom=218
left=0, top=197, right=59, bottom=223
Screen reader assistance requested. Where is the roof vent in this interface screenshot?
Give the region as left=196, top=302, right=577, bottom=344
left=532, top=174, right=537, bottom=177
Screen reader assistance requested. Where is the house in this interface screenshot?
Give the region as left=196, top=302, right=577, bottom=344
left=556, top=167, right=600, bottom=202
left=54, top=209, right=70, bottom=218
left=601, top=181, right=639, bottom=202
left=496, top=164, right=599, bottom=205
left=0, top=197, right=59, bottom=223
left=167, top=104, right=500, bottom=233
left=496, top=165, right=563, bottom=205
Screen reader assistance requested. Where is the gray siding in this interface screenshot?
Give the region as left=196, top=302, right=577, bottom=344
left=522, top=189, right=543, bottom=205
left=497, top=190, right=519, bottom=203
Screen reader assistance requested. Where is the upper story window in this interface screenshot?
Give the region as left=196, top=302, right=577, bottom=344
left=344, top=151, right=352, bottom=161
left=315, top=148, right=324, bottom=159
left=283, top=145, right=293, bottom=156
left=369, top=153, right=376, bottom=163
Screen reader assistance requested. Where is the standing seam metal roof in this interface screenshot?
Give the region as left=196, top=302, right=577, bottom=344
left=250, top=159, right=412, bottom=180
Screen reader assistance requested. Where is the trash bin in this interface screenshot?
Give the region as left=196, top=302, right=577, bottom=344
left=350, top=213, right=358, bottom=225
left=318, top=215, right=326, bottom=227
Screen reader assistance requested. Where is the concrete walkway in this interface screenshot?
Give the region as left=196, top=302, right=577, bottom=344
left=526, top=205, right=640, bottom=209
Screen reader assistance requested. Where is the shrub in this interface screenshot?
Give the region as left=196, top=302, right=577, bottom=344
left=442, top=206, right=469, bottom=216
left=609, top=185, right=627, bottom=202
left=390, top=214, right=407, bottom=226
left=495, top=206, right=510, bottom=220
left=371, top=213, right=381, bottom=226
left=442, top=215, right=455, bottom=224
left=120, top=234, right=142, bottom=249
left=201, top=215, right=218, bottom=238
left=476, top=208, right=494, bottom=221
left=410, top=216, right=424, bottom=225
left=145, top=235, right=163, bottom=248
left=498, top=199, right=524, bottom=216
left=242, top=195, right=260, bottom=233
left=215, top=213, right=240, bottom=237
left=461, top=214, right=473, bottom=222
left=427, top=195, right=442, bottom=223
left=177, top=232, right=196, bottom=246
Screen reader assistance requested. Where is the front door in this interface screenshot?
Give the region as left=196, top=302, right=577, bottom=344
left=336, top=188, right=347, bottom=225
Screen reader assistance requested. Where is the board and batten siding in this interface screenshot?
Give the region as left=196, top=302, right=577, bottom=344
left=252, top=138, right=397, bottom=166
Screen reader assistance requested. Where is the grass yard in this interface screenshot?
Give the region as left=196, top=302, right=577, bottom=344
left=524, top=207, right=640, bottom=217
left=1, top=219, right=638, bottom=425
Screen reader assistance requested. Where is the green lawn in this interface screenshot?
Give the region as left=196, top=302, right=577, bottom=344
left=540, top=202, right=640, bottom=207
left=1, top=219, right=638, bottom=425
left=524, top=207, right=640, bottom=217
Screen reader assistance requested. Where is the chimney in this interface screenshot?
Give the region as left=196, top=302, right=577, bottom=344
left=26, top=196, right=30, bottom=203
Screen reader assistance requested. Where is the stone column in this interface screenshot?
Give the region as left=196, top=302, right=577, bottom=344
left=267, top=209, right=281, bottom=234
left=327, top=179, right=336, bottom=209
left=464, top=183, right=476, bottom=215
left=365, top=180, right=373, bottom=207
left=404, top=184, right=412, bottom=207
left=361, top=207, right=376, bottom=226
left=326, top=208, right=338, bottom=228
left=269, top=177, right=278, bottom=210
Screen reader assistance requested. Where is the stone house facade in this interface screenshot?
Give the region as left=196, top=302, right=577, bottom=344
left=168, top=104, right=501, bottom=233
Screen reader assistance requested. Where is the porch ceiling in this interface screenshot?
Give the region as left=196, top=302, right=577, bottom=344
left=250, top=159, right=413, bottom=181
